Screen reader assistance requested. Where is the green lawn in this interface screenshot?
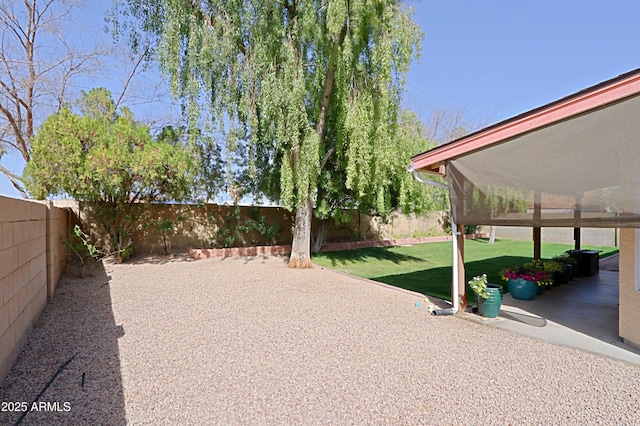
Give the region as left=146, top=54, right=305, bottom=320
left=312, top=238, right=618, bottom=303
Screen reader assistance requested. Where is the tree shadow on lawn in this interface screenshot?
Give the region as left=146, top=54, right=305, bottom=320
left=313, top=246, right=425, bottom=267
left=371, top=256, right=532, bottom=303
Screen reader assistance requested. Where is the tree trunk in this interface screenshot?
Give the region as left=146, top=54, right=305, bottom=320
left=488, top=225, right=496, bottom=244
left=287, top=25, right=345, bottom=268
left=312, top=219, right=330, bottom=253
left=288, top=195, right=313, bottom=268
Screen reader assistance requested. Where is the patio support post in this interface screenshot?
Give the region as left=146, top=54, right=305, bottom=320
left=456, top=223, right=466, bottom=310
left=574, top=197, right=582, bottom=250
left=408, top=163, right=459, bottom=315
left=533, top=228, right=541, bottom=259
left=533, top=192, right=541, bottom=259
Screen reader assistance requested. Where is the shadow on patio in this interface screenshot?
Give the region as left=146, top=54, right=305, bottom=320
left=486, top=257, right=640, bottom=365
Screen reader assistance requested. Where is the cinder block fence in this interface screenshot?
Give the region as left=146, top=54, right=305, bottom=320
left=0, top=196, right=69, bottom=382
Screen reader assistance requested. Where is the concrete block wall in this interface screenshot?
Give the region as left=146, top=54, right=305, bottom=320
left=46, top=202, right=71, bottom=299
left=378, top=211, right=446, bottom=240
left=0, top=196, right=69, bottom=383
left=489, top=226, right=619, bottom=247
left=79, top=202, right=449, bottom=255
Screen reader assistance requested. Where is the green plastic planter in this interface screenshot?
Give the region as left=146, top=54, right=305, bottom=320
left=477, top=284, right=503, bottom=318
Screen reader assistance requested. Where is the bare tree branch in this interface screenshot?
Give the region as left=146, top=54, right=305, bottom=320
left=114, top=47, right=147, bottom=110
left=0, top=0, right=100, bottom=195
left=0, top=163, right=28, bottom=197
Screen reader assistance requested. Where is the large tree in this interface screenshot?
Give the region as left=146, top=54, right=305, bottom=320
left=24, top=88, right=195, bottom=262
left=117, top=0, right=423, bottom=267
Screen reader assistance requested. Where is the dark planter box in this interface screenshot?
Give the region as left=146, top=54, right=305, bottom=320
left=568, top=249, right=601, bottom=276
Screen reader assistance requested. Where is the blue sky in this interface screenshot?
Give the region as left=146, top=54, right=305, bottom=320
left=2, top=0, right=639, bottom=198
left=406, top=1, right=640, bottom=127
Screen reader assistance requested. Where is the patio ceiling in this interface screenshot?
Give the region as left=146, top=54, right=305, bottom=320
left=410, top=68, right=640, bottom=227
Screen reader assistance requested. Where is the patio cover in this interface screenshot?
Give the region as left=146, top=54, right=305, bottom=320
left=411, top=68, right=640, bottom=228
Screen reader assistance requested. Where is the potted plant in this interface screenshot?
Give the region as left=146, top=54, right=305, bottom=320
left=469, top=274, right=502, bottom=318
left=542, top=260, right=564, bottom=287
left=524, top=259, right=555, bottom=294
left=502, top=262, right=552, bottom=300
left=564, top=251, right=580, bottom=278
left=552, top=253, right=572, bottom=283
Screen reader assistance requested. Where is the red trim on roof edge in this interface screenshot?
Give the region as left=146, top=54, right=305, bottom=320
left=411, top=68, right=640, bottom=173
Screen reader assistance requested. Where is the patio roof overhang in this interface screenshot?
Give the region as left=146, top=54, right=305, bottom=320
left=410, top=68, right=640, bottom=228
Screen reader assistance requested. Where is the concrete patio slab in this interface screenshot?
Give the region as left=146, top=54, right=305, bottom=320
left=468, top=255, right=640, bottom=366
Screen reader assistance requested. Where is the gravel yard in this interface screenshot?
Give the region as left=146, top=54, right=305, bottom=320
left=1, top=255, right=640, bottom=425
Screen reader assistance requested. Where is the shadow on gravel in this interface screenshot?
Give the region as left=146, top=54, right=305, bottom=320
left=0, top=262, right=126, bottom=425
left=124, top=252, right=195, bottom=265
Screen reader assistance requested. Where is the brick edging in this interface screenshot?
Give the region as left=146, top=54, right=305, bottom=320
left=188, top=233, right=488, bottom=260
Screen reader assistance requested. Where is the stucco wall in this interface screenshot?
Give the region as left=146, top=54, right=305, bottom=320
left=0, top=197, right=69, bottom=383
left=619, top=229, right=640, bottom=348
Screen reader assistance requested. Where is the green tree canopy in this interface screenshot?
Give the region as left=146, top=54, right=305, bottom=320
left=311, top=109, right=447, bottom=251
left=24, top=88, right=195, bottom=261
left=116, top=0, right=423, bottom=267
